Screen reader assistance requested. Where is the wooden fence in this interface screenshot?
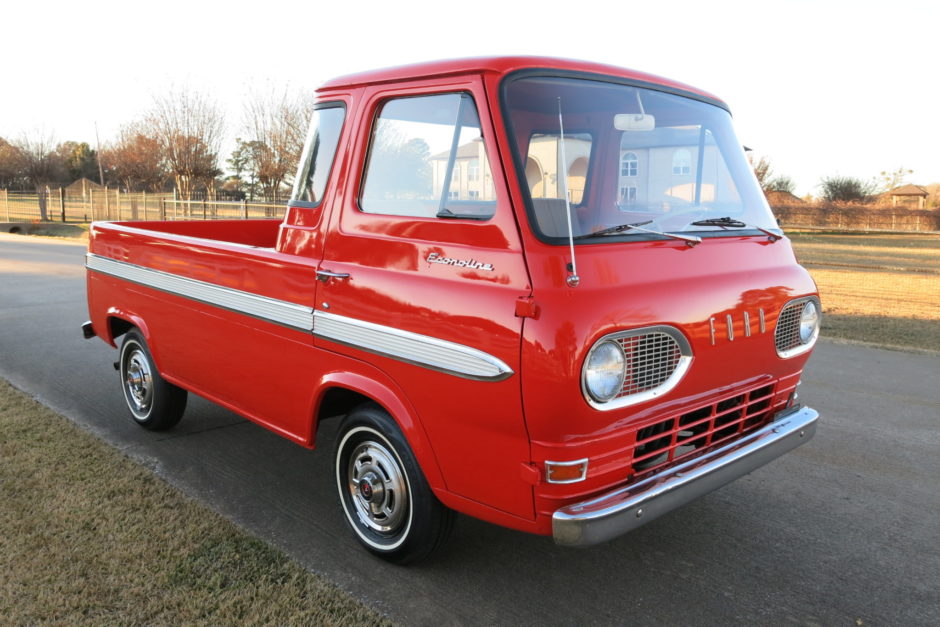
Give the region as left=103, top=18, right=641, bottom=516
left=0, top=189, right=284, bottom=223
left=773, top=203, right=940, bottom=232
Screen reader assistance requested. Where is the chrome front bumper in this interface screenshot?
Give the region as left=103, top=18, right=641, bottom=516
left=552, top=406, right=818, bottom=546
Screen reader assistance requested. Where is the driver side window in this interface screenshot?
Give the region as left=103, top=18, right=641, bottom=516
left=360, top=93, right=496, bottom=219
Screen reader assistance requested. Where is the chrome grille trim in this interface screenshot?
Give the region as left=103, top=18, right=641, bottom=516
left=775, top=296, right=820, bottom=359
left=583, top=325, right=692, bottom=410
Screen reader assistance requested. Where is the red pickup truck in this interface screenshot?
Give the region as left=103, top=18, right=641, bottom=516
left=84, top=56, right=820, bottom=563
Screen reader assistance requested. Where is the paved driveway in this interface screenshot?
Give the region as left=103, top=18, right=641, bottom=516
left=1, top=233, right=938, bottom=625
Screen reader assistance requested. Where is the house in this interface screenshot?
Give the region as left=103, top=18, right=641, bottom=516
left=887, top=184, right=928, bottom=209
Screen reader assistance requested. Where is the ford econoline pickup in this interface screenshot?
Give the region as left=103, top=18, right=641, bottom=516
left=83, top=57, right=820, bottom=563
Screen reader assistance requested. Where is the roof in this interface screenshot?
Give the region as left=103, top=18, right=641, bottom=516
left=65, top=177, right=103, bottom=193
left=765, top=190, right=805, bottom=205
left=317, top=56, right=725, bottom=108
left=431, top=139, right=484, bottom=161
left=889, top=184, right=928, bottom=196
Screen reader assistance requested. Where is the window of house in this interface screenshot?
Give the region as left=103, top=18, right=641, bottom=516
left=360, top=93, right=496, bottom=219
left=468, top=159, right=480, bottom=181
left=291, top=104, right=346, bottom=205
left=672, top=149, right=692, bottom=175
left=621, top=152, right=638, bottom=177
left=619, top=185, right=637, bottom=205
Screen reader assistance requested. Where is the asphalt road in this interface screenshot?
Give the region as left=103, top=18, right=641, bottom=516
left=1, top=232, right=938, bottom=626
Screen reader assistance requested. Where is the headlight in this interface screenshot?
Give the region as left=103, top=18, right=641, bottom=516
left=799, top=300, right=820, bottom=343
left=583, top=340, right=626, bottom=402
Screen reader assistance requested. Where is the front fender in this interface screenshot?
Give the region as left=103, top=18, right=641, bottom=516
left=309, top=368, right=447, bottom=493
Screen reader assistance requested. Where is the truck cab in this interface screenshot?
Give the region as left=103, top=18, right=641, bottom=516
left=85, top=57, right=819, bottom=563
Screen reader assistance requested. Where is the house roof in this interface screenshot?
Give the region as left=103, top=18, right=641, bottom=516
left=765, top=190, right=804, bottom=205
left=431, top=139, right=484, bottom=161
left=64, top=177, right=103, bottom=193
left=889, top=184, right=928, bottom=196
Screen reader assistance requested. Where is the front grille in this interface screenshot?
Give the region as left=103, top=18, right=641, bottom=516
left=774, top=297, right=820, bottom=358
left=631, top=383, right=777, bottom=473
left=775, top=301, right=805, bottom=353
left=585, top=325, right=692, bottom=409
left=616, top=331, right=682, bottom=398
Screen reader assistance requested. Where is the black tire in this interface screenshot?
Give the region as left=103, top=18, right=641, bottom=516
left=118, top=329, right=187, bottom=431
left=334, top=403, right=454, bottom=564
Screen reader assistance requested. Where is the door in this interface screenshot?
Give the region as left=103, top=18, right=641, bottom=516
left=314, top=78, right=536, bottom=518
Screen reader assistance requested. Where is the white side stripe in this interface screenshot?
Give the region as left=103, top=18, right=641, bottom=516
left=86, top=253, right=514, bottom=381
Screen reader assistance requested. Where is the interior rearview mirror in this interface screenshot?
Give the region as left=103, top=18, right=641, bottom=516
left=614, top=113, right=655, bottom=131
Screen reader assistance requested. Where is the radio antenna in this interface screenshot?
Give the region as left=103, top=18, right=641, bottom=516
left=557, top=98, right=579, bottom=288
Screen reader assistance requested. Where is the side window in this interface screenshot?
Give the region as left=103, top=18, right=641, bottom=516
left=361, top=93, right=496, bottom=219
left=291, top=105, right=346, bottom=205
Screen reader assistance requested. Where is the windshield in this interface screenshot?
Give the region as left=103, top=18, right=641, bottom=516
left=502, top=76, right=779, bottom=242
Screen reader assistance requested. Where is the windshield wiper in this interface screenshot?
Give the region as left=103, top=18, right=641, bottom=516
left=574, top=221, right=701, bottom=246
left=573, top=221, right=652, bottom=239
left=689, top=216, right=781, bottom=242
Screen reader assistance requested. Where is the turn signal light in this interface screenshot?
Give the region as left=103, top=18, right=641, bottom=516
left=545, top=459, right=589, bottom=484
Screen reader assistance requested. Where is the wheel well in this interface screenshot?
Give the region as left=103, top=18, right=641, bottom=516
left=108, top=317, right=134, bottom=341
left=317, top=387, right=375, bottom=427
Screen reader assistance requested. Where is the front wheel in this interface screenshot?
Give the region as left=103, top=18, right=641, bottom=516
left=334, top=404, right=453, bottom=564
left=119, top=329, right=187, bottom=430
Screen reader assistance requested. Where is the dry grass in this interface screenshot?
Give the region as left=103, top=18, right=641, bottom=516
left=788, top=231, right=940, bottom=350
left=0, top=378, right=394, bottom=626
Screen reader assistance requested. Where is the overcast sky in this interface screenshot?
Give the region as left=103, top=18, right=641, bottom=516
left=2, top=0, right=936, bottom=196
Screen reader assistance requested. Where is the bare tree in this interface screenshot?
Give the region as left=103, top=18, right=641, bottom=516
left=749, top=154, right=773, bottom=189
left=146, top=89, right=224, bottom=200
left=103, top=126, right=168, bottom=192
left=17, top=130, right=67, bottom=220
left=749, top=154, right=796, bottom=195
left=877, top=166, right=914, bottom=192
left=242, top=88, right=309, bottom=202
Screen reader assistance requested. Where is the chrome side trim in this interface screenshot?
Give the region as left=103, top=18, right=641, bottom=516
left=86, top=253, right=314, bottom=331
left=313, top=311, right=514, bottom=382
left=553, top=406, right=819, bottom=546
left=87, top=253, right=514, bottom=382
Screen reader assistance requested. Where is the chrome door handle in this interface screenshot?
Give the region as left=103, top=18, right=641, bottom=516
left=316, top=269, right=350, bottom=283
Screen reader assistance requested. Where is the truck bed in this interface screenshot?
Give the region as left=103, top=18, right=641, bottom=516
left=103, top=218, right=283, bottom=248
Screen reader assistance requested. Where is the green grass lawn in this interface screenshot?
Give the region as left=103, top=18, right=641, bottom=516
left=0, top=378, right=394, bottom=625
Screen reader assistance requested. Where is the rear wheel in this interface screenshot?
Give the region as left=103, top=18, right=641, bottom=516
left=334, top=404, right=453, bottom=564
left=119, top=329, right=187, bottom=430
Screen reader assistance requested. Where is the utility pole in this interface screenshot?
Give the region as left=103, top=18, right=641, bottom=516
left=94, top=122, right=105, bottom=186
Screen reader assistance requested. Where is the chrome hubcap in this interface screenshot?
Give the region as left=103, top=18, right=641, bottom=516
left=347, top=441, right=407, bottom=534
left=124, top=348, right=153, bottom=415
